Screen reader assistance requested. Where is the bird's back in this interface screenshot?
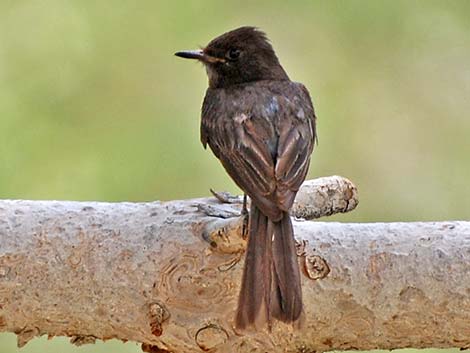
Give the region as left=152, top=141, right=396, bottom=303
left=201, top=80, right=316, bottom=156
left=201, top=80, right=316, bottom=218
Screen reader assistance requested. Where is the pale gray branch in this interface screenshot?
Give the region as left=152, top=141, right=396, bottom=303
left=0, top=176, right=469, bottom=353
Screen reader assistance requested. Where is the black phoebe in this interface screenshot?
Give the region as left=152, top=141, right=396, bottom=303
left=175, top=26, right=316, bottom=329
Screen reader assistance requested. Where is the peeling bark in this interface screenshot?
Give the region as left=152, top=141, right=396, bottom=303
left=0, top=176, right=469, bottom=353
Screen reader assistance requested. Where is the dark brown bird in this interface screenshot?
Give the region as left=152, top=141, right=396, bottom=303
left=175, top=26, right=316, bottom=329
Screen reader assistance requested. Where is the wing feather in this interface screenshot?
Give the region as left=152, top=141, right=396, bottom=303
left=201, top=81, right=316, bottom=220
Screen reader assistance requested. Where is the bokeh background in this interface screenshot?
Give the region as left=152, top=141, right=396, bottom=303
left=0, top=0, right=469, bottom=352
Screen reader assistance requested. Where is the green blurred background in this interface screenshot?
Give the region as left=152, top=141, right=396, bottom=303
left=0, top=0, right=468, bottom=352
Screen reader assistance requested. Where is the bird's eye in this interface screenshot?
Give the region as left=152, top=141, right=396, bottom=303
left=226, top=48, right=241, bottom=61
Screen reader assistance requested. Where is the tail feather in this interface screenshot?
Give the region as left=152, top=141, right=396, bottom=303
left=236, top=205, right=302, bottom=329
left=236, top=206, right=269, bottom=326
left=271, top=213, right=302, bottom=322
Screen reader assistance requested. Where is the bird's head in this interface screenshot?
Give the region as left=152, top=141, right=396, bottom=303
left=175, top=26, right=289, bottom=88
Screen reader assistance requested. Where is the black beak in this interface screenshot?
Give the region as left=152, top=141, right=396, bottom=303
left=174, top=49, right=204, bottom=60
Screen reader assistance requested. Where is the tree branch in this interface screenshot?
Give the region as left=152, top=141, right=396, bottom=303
left=0, top=176, right=469, bottom=353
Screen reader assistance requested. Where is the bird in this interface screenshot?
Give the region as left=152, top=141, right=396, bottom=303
left=175, top=26, right=316, bottom=329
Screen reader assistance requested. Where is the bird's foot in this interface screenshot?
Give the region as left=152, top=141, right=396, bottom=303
left=295, top=239, right=308, bottom=257
left=241, top=214, right=249, bottom=239
left=210, top=189, right=242, bottom=204
left=208, top=190, right=249, bottom=237
left=196, top=204, right=240, bottom=219
left=241, top=194, right=249, bottom=238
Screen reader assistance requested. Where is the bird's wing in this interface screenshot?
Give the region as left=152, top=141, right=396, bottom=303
left=201, top=83, right=316, bottom=221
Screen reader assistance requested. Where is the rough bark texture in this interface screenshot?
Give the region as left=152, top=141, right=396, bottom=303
left=0, top=176, right=469, bottom=353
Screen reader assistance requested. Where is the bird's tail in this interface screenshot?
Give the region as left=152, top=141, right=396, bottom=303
left=236, top=204, right=302, bottom=329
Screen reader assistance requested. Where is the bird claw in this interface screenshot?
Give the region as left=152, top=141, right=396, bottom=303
left=210, top=189, right=242, bottom=204
left=241, top=194, right=249, bottom=238
left=208, top=190, right=249, bottom=237
left=295, top=239, right=308, bottom=257
left=196, top=204, right=240, bottom=219
left=242, top=212, right=249, bottom=239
